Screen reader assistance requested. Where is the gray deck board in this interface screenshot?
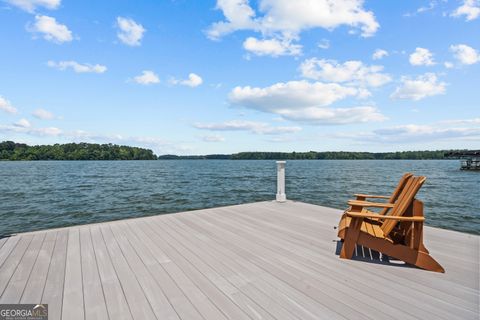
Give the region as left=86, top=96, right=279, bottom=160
left=121, top=220, right=203, bottom=320
left=109, top=223, right=179, bottom=320
left=90, top=225, right=132, bottom=320
left=167, top=216, right=328, bottom=320
left=0, top=235, right=33, bottom=298
left=0, top=238, right=8, bottom=251
left=79, top=227, right=109, bottom=320
left=20, top=231, right=57, bottom=304
left=0, top=237, right=20, bottom=269
left=62, top=228, right=84, bottom=320
left=99, top=225, right=156, bottom=320
left=42, top=230, right=68, bottom=320
left=162, top=216, right=306, bottom=320
left=155, top=217, right=281, bottom=320
left=0, top=201, right=478, bottom=320
left=0, top=233, right=45, bottom=303
left=135, top=219, right=230, bottom=320
left=128, top=219, right=220, bottom=319
left=189, top=211, right=382, bottom=320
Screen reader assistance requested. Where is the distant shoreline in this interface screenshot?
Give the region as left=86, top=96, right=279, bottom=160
left=157, top=150, right=469, bottom=160
left=1, top=141, right=475, bottom=161
left=156, top=158, right=457, bottom=161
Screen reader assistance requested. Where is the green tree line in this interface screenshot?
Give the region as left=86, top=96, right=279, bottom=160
left=230, top=150, right=453, bottom=160
left=1, top=141, right=471, bottom=161
left=157, top=154, right=231, bottom=160
left=0, top=141, right=157, bottom=160
left=159, top=150, right=470, bottom=160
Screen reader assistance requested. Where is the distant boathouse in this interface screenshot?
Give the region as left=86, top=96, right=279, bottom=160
left=446, top=150, right=480, bottom=170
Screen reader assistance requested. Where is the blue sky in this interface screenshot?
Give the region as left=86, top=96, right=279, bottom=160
left=0, top=0, right=479, bottom=155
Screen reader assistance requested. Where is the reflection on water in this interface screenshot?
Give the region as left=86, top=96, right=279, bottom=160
left=0, top=160, right=478, bottom=235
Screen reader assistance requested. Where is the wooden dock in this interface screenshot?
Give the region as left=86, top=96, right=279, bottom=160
left=0, top=201, right=478, bottom=320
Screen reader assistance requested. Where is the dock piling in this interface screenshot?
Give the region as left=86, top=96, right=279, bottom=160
left=276, top=161, right=286, bottom=202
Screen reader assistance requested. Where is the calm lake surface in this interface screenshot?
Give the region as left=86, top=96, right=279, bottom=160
left=0, top=160, right=478, bottom=235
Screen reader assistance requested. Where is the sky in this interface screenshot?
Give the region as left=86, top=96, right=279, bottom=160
left=0, top=0, right=479, bottom=155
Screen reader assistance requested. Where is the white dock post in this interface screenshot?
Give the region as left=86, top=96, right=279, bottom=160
left=276, top=161, right=286, bottom=202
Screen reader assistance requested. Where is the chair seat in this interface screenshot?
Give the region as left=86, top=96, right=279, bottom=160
left=338, top=214, right=386, bottom=239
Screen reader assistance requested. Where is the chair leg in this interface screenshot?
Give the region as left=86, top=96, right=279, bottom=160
left=340, top=217, right=362, bottom=259
left=356, top=232, right=445, bottom=273
left=412, top=251, right=445, bottom=273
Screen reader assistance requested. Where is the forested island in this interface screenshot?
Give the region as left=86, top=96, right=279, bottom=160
left=0, top=141, right=157, bottom=160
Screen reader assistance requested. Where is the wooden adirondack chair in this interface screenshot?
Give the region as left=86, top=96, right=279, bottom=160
left=337, top=176, right=445, bottom=273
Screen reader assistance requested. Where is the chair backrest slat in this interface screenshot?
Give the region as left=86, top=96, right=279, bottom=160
left=380, top=173, right=413, bottom=215
left=381, top=176, right=426, bottom=235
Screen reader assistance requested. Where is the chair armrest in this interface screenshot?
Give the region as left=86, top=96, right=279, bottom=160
left=354, top=194, right=390, bottom=199
left=346, top=211, right=425, bottom=222
left=347, top=200, right=395, bottom=208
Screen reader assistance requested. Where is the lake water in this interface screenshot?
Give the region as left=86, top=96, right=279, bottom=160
left=0, top=160, right=478, bottom=236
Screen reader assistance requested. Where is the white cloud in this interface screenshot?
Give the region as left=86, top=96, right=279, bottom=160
left=450, top=44, right=479, bottom=65
left=116, top=17, right=145, bottom=46
left=409, top=47, right=435, bottom=66
left=201, top=134, right=226, bottom=142
left=194, top=120, right=301, bottom=135
left=318, top=39, right=330, bottom=49
left=372, top=49, right=388, bottom=60
left=14, top=118, right=31, bottom=128
left=300, top=58, right=391, bottom=87
left=404, top=1, right=439, bottom=17
left=32, top=108, right=55, bottom=120
left=266, top=136, right=301, bottom=143
left=391, top=73, right=446, bottom=101
left=206, top=0, right=258, bottom=40
left=243, top=37, right=301, bottom=57
left=29, top=15, right=72, bottom=43
left=229, top=80, right=385, bottom=124
left=440, top=117, right=480, bottom=125
left=170, top=73, right=203, bottom=87
left=335, top=118, right=480, bottom=143
left=5, top=0, right=60, bottom=13
left=208, top=0, right=379, bottom=38
left=206, top=0, right=379, bottom=55
left=133, top=70, right=160, bottom=85
left=273, top=106, right=386, bottom=124
left=230, top=80, right=360, bottom=110
left=416, top=2, right=437, bottom=14
left=37, top=127, right=62, bottom=136
left=444, top=61, right=454, bottom=69
left=372, top=124, right=480, bottom=142
left=0, top=96, right=18, bottom=114
left=0, top=124, right=62, bottom=136
left=47, top=60, right=107, bottom=73
left=451, top=0, right=480, bottom=21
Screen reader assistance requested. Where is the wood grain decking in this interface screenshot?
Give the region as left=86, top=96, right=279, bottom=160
left=0, top=201, right=478, bottom=319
